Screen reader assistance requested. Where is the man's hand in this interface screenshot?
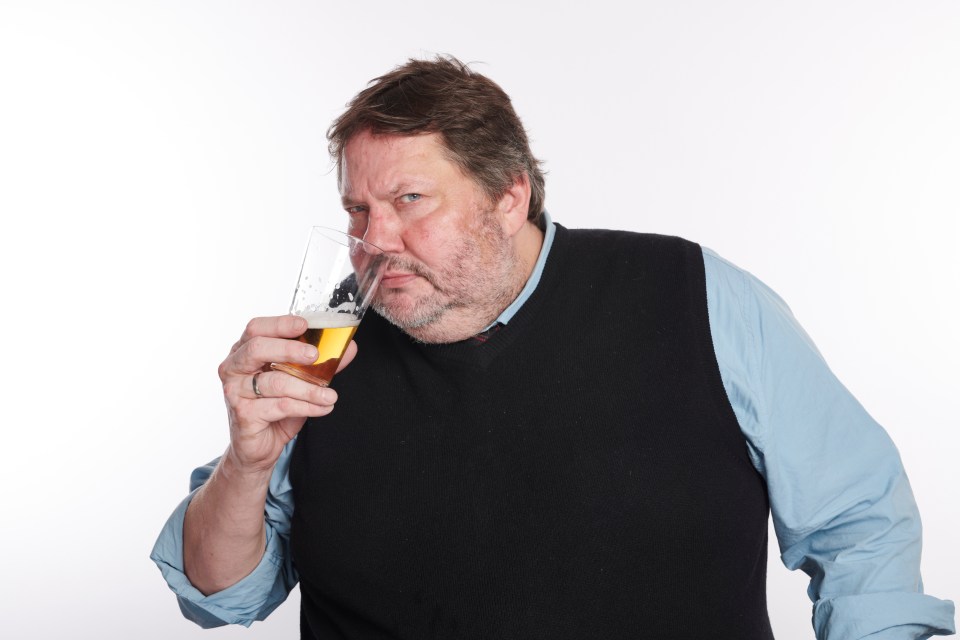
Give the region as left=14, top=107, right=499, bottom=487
left=184, top=315, right=357, bottom=595
left=218, top=314, right=357, bottom=474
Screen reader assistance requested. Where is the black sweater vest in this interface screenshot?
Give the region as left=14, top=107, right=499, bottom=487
left=290, top=226, right=773, bottom=639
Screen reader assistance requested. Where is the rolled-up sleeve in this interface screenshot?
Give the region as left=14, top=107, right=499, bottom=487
left=150, top=441, right=299, bottom=627
left=703, top=248, right=955, bottom=640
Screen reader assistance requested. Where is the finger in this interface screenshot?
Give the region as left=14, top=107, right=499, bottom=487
left=227, top=336, right=319, bottom=377
left=232, top=315, right=308, bottom=354
left=243, top=395, right=339, bottom=423
left=239, top=370, right=339, bottom=405
left=336, top=340, right=358, bottom=374
left=272, top=416, right=311, bottom=443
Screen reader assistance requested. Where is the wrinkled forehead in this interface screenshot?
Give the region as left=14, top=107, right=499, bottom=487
left=338, top=130, right=473, bottom=196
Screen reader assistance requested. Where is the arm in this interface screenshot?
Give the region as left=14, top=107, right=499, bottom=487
left=150, top=446, right=298, bottom=627
left=152, top=314, right=355, bottom=625
left=703, top=248, right=956, bottom=640
left=184, top=314, right=349, bottom=593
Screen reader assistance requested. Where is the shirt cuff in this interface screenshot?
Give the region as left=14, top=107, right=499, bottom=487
left=814, top=592, right=956, bottom=640
left=150, top=492, right=292, bottom=628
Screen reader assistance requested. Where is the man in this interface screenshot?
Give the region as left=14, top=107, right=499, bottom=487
left=152, top=56, right=955, bottom=639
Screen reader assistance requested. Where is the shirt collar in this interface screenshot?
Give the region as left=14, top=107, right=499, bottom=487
left=493, top=211, right=556, bottom=326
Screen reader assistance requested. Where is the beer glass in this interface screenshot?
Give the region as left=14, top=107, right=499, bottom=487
left=270, top=227, right=387, bottom=386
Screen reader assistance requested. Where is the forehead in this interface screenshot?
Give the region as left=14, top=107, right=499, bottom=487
left=344, top=130, right=443, bottom=170
left=340, top=131, right=468, bottom=194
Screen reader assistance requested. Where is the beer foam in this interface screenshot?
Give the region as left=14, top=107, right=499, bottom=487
left=300, top=312, right=361, bottom=329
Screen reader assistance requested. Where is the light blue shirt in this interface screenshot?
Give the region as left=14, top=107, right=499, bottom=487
left=152, top=216, right=956, bottom=639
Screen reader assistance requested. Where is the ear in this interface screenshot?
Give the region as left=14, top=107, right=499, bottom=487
left=494, top=173, right=532, bottom=238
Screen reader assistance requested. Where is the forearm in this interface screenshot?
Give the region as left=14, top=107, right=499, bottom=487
left=183, top=449, right=273, bottom=595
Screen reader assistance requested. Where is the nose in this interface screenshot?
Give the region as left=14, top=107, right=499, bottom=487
left=361, top=207, right=404, bottom=254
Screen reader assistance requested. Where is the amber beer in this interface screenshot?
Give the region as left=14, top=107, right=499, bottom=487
left=272, top=312, right=360, bottom=386
left=272, top=227, right=385, bottom=386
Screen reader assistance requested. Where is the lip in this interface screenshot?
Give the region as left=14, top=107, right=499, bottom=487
left=380, top=272, right=419, bottom=288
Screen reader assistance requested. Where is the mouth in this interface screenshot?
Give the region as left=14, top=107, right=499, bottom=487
left=379, top=271, right=420, bottom=288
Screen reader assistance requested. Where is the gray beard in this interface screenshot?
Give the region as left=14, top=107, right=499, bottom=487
left=371, top=228, right=524, bottom=344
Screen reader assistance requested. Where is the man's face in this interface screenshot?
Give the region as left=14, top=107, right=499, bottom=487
left=340, top=131, right=523, bottom=344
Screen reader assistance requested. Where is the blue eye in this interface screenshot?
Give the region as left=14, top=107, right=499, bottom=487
left=400, top=193, right=422, bottom=203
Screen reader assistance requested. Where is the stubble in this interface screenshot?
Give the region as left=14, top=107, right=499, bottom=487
left=373, top=210, right=524, bottom=344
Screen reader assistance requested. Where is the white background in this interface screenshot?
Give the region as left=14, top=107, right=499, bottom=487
left=1, top=1, right=957, bottom=638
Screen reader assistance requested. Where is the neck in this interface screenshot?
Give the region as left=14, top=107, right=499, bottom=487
left=513, top=219, right=545, bottom=287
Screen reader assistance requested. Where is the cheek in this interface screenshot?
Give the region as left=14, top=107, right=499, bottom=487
left=405, top=221, right=438, bottom=259
left=404, top=203, right=472, bottom=266
left=416, top=225, right=432, bottom=246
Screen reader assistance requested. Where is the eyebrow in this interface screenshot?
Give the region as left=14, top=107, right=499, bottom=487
left=342, top=179, right=432, bottom=206
left=388, top=179, right=429, bottom=196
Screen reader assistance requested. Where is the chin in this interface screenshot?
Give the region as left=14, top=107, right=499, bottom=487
left=374, top=301, right=472, bottom=344
left=374, top=300, right=441, bottom=331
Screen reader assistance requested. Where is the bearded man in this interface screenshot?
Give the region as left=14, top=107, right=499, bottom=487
left=152, top=56, right=955, bottom=640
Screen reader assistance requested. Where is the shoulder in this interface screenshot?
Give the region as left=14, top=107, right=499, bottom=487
left=561, top=225, right=700, bottom=252
left=701, top=247, right=816, bottom=361
left=701, top=246, right=793, bottom=320
left=556, top=225, right=704, bottom=273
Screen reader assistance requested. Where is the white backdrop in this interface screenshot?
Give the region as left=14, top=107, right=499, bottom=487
left=1, top=1, right=957, bottom=638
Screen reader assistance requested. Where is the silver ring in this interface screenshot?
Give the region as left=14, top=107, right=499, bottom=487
left=252, top=372, right=263, bottom=397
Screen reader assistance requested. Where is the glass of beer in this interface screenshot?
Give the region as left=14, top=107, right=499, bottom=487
left=270, top=227, right=387, bottom=386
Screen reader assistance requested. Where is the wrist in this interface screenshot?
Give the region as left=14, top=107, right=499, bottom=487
left=220, top=446, right=276, bottom=486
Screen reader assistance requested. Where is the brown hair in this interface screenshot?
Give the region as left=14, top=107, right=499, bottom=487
left=328, top=55, right=546, bottom=227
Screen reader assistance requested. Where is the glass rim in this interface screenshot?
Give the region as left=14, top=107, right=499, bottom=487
left=310, top=225, right=385, bottom=254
